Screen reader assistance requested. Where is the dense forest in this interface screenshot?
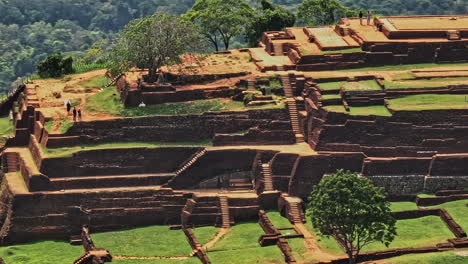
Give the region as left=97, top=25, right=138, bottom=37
left=0, top=0, right=466, bottom=94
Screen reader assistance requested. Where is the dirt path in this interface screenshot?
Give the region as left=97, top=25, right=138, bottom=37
left=203, top=228, right=230, bottom=250
left=294, top=223, right=337, bottom=262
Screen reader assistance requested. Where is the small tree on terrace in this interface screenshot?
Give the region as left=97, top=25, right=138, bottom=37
left=307, top=169, right=396, bottom=264
left=109, top=14, right=207, bottom=82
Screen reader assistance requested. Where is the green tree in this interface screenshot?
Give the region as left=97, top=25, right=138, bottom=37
left=184, top=0, right=256, bottom=51
left=307, top=170, right=396, bottom=264
left=108, top=14, right=206, bottom=82
left=297, top=0, right=359, bottom=26
left=246, top=0, right=296, bottom=46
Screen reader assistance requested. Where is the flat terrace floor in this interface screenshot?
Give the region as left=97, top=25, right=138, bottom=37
left=381, top=16, right=468, bottom=31
left=343, top=18, right=468, bottom=42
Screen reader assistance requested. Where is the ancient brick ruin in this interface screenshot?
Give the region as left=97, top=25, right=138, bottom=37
left=0, top=14, right=467, bottom=263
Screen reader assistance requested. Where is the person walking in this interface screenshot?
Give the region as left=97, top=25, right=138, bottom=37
left=359, top=11, right=364, bottom=25
left=77, top=109, right=82, bottom=121
left=66, top=100, right=71, bottom=114
left=8, top=109, right=13, bottom=122
left=72, top=107, right=77, bottom=122
left=367, top=10, right=372, bottom=26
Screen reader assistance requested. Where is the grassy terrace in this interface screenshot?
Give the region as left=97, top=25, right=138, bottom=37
left=324, top=105, right=392, bottom=116
left=362, top=216, right=454, bottom=251
left=428, top=200, right=468, bottom=232
left=388, top=94, right=468, bottom=111
left=342, top=80, right=382, bottom=91
left=86, top=86, right=284, bottom=117
left=0, top=240, right=83, bottom=264
left=0, top=116, right=13, bottom=146
left=43, top=140, right=212, bottom=158
left=317, top=81, right=345, bottom=91
left=207, top=222, right=284, bottom=264
left=92, top=225, right=217, bottom=257
left=382, top=250, right=467, bottom=264
left=321, top=94, right=341, bottom=100
left=383, top=77, right=468, bottom=89
left=390, top=201, right=418, bottom=212
left=338, top=62, right=468, bottom=72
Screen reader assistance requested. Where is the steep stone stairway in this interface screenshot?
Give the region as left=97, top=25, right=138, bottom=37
left=181, top=194, right=223, bottom=228
left=3, top=152, right=19, bottom=172
left=175, top=149, right=207, bottom=175
left=229, top=173, right=253, bottom=191
left=247, top=80, right=256, bottom=90
left=273, top=43, right=284, bottom=56
left=281, top=75, right=305, bottom=143
left=261, top=163, right=274, bottom=192
left=219, top=196, right=231, bottom=228
left=285, top=196, right=306, bottom=224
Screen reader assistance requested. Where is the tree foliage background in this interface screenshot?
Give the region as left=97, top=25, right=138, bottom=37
left=0, top=0, right=465, bottom=93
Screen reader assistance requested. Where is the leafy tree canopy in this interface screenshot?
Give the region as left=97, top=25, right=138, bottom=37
left=307, top=169, right=396, bottom=264
left=184, top=0, right=256, bottom=51
left=109, top=14, right=207, bottom=81
left=298, top=0, right=360, bottom=26
left=246, top=0, right=296, bottom=46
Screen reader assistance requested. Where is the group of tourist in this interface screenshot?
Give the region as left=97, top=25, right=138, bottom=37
left=64, top=99, right=82, bottom=122
left=359, top=10, right=373, bottom=26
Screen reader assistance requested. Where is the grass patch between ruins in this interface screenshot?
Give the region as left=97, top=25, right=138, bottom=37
left=207, top=222, right=284, bottom=264
left=321, top=94, right=341, bottom=100
left=0, top=240, right=83, bottom=264
left=428, top=200, right=468, bottom=233
left=86, top=86, right=284, bottom=117
left=324, top=105, right=392, bottom=117
left=0, top=116, right=13, bottom=145
left=338, top=62, right=468, bottom=72
left=92, top=225, right=217, bottom=257
left=112, top=259, right=201, bottom=264
left=388, top=94, right=468, bottom=111
left=361, top=216, right=454, bottom=251
left=78, top=75, right=109, bottom=88
left=381, top=250, right=467, bottom=264
left=317, top=81, right=346, bottom=91
left=43, top=140, right=212, bottom=158
left=390, top=201, right=418, bottom=212
left=343, top=80, right=382, bottom=91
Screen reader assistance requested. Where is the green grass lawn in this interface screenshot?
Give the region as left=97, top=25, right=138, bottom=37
left=388, top=94, right=468, bottom=111
left=390, top=201, right=418, bottom=212
left=382, top=250, right=467, bottom=264
left=112, top=259, right=201, bottom=264
left=92, top=225, right=217, bottom=257
left=265, top=211, right=292, bottom=228
left=322, top=94, right=342, bottom=100
left=79, top=75, right=109, bottom=88
left=192, top=226, right=219, bottom=245
left=383, top=77, right=468, bottom=90
left=428, top=200, right=468, bottom=233
left=320, top=48, right=363, bottom=54
left=207, top=222, right=284, bottom=264
left=0, top=240, right=83, bottom=264
left=43, top=140, right=212, bottom=158
left=324, top=105, right=392, bottom=117
left=317, top=81, right=345, bottom=91
left=0, top=116, right=13, bottom=146
left=86, top=86, right=283, bottom=117
left=362, top=216, right=454, bottom=252
left=342, top=80, right=382, bottom=91
left=338, top=62, right=468, bottom=72
left=303, top=223, right=344, bottom=255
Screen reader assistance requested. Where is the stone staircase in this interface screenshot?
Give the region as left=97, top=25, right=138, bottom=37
left=175, top=149, right=207, bottom=175
left=247, top=80, right=256, bottom=90
left=3, top=152, right=19, bottom=173
left=261, top=163, right=274, bottom=192
left=280, top=75, right=293, bottom=97
left=286, top=99, right=304, bottom=143
left=289, top=202, right=305, bottom=224
left=447, top=30, right=461, bottom=40
left=219, top=196, right=231, bottom=228
left=229, top=174, right=253, bottom=191
left=273, top=43, right=284, bottom=56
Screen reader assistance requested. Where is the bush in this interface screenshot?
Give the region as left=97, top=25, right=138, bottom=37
left=37, top=53, right=74, bottom=78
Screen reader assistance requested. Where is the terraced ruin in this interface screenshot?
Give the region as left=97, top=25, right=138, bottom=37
left=0, top=15, right=467, bottom=264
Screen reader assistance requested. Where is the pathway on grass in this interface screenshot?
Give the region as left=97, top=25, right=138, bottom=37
left=203, top=228, right=230, bottom=250
left=209, top=142, right=315, bottom=155
left=294, top=223, right=337, bottom=262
